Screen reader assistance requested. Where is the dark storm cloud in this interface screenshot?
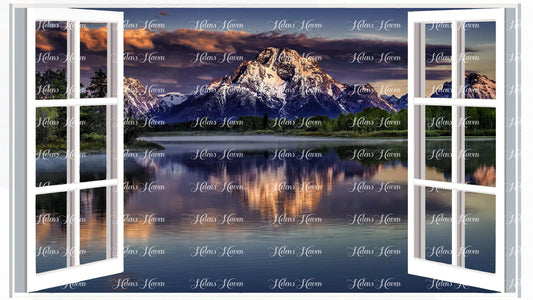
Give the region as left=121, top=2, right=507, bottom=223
left=37, top=27, right=456, bottom=94
left=122, top=29, right=408, bottom=93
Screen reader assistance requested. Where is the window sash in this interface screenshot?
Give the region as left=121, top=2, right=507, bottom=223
left=412, top=98, right=498, bottom=108
left=25, top=8, right=124, bottom=292
left=407, top=8, right=508, bottom=292
left=33, top=98, right=120, bottom=107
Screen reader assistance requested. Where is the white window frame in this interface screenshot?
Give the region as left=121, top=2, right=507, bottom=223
left=408, top=8, right=518, bottom=293
left=15, top=8, right=124, bottom=292
left=9, top=3, right=520, bottom=299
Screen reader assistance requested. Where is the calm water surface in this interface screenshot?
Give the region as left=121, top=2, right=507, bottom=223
left=36, top=135, right=496, bottom=293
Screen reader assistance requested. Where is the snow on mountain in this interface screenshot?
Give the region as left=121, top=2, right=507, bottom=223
left=161, top=47, right=397, bottom=123
left=382, top=73, right=495, bottom=111
left=157, top=92, right=189, bottom=107
left=122, top=50, right=494, bottom=121
left=431, top=73, right=496, bottom=99
left=384, top=94, right=408, bottom=110
left=123, top=77, right=165, bottom=117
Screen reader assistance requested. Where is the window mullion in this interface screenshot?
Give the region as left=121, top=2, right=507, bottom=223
left=106, top=22, right=116, bottom=259
left=66, top=20, right=81, bottom=268
left=451, top=20, right=466, bottom=268
left=410, top=22, right=426, bottom=260
left=415, top=21, right=426, bottom=259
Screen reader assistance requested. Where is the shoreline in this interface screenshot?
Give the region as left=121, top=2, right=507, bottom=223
left=36, top=133, right=496, bottom=154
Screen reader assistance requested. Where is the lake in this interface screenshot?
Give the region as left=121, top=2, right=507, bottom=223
left=35, top=135, right=496, bottom=293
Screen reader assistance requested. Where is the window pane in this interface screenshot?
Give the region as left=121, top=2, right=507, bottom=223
left=425, top=106, right=451, bottom=182
left=36, top=107, right=67, bottom=186
left=80, top=23, right=108, bottom=99
left=425, top=187, right=452, bottom=264
left=425, top=22, right=451, bottom=98
left=464, top=107, right=496, bottom=187
left=464, top=192, right=495, bottom=273
left=35, top=21, right=69, bottom=100
left=80, top=105, right=107, bottom=182
left=463, top=22, right=496, bottom=99
left=36, top=192, right=67, bottom=273
left=80, top=187, right=107, bottom=264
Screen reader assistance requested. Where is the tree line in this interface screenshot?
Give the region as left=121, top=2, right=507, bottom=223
left=35, top=68, right=496, bottom=152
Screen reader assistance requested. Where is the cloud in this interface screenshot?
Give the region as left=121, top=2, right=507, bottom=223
left=152, top=78, right=178, bottom=84
left=35, top=30, right=66, bottom=51
left=80, top=26, right=108, bottom=52
left=196, top=75, right=213, bottom=81
left=348, top=32, right=407, bottom=41
left=156, top=29, right=251, bottom=53
left=37, top=26, right=111, bottom=53
left=124, top=28, right=156, bottom=50
left=426, top=69, right=453, bottom=81
left=122, top=29, right=458, bottom=94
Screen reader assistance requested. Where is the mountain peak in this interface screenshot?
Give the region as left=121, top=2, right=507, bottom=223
left=431, top=72, right=496, bottom=99
left=255, top=47, right=306, bottom=68
left=160, top=46, right=401, bottom=122
left=123, top=77, right=165, bottom=117
left=209, top=46, right=343, bottom=99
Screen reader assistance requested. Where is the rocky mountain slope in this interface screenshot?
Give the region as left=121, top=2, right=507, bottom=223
left=123, top=48, right=496, bottom=122
left=160, top=47, right=396, bottom=122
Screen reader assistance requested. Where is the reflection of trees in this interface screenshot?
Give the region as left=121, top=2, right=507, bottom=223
left=136, top=144, right=407, bottom=219
left=123, top=156, right=158, bottom=205
left=465, top=140, right=496, bottom=185
left=425, top=139, right=496, bottom=185
left=425, top=139, right=452, bottom=180
left=334, top=143, right=407, bottom=167
left=471, top=165, right=496, bottom=186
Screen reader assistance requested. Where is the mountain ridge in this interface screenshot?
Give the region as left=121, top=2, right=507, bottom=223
left=158, top=47, right=397, bottom=122
left=123, top=47, right=496, bottom=122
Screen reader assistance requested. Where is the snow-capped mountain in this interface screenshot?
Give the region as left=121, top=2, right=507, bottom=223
left=383, top=94, right=408, bottom=110
left=123, top=77, right=165, bottom=117
left=160, top=47, right=397, bottom=122
left=122, top=49, right=494, bottom=121
left=431, top=73, right=496, bottom=98
left=157, top=92, right=189, bottom=106
left=382, top=73, right=495, bottom=110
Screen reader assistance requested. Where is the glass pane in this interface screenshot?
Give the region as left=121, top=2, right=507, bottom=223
left=35, top=21, right=69, bottom=100
left=80, top=105, right=107, bottom=182
left=425, top=22, right=451, bottom=98
left=80, top=187, right=107, bottom=264
left=36, top=192, right=67, bottom=273
left=80, top=23, right=108, bottom=99
left=464, top=192, right=495, bottom=273
left=464, top=22, right=496, bottom=99
left=425, top=187, right=452, bottom=264
left=36, top=107, right=67, bottom=186
left=464, top=107, right=496, bottom=187
left=425, top=106, right=451, bottom=182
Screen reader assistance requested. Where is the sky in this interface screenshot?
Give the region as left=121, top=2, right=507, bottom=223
left=35, top=8, right=496, bottom=98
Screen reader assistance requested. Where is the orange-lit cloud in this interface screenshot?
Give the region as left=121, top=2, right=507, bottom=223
left=124, top=28, right=156, bottom=50
left=80, top=26, right=108, bottom=52
left=36, top=26, right=109, bottom=53
left=158, top=29, right=251, bottom=53
left=35, top=30, right=66, bottom=51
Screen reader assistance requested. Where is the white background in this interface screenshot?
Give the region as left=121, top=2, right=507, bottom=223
left=1, top=1, right=530, bottom=299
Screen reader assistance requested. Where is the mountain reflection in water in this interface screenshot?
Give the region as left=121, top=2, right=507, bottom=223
left=36, top=136, right=496, bottom=293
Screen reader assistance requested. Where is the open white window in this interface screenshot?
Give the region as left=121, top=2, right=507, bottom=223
left=14, top=8, right=124, bottom=292
left=408, top=8, right=518, bottom=292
